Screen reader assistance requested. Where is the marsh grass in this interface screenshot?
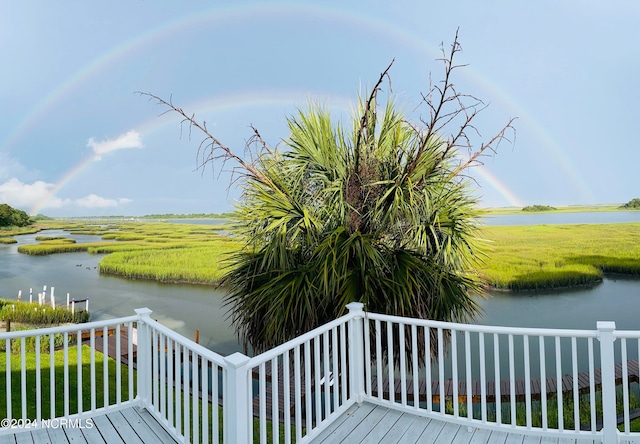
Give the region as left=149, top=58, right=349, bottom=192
left=0, top=299, right=90, bottom=326
left=17, top=221, right=239, bottom=285
left=0, top=238, right=16, bottom=244
left=22, top=220, right=640, bottom=290
left=482, top=223, right=640, bottom=290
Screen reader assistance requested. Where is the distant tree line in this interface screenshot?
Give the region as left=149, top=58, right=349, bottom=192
left=143, top=212, right=233, bottom=219
left=620, top=198, right=640, bottom=209
left=0, top=204, right=31, bottom=227
left=522, top=205, right=556, bottom=212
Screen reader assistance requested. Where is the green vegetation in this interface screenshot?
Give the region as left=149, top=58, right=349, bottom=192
left=142, top=212, right=233, bottom=219
left=0, top=238, right=16, bottom=244
left=483, top=204, right=626, bottom=215
left=99, top=244, right=237, bottom=284
left=35, top=235, right=72, bottom=241
left=620, top=198, right=640, bottom=209
left=0, top=299, right=90, bottom=327
left=481, top=223, right=640, bottom=290
left=16, top=220, right=238, bottom=285
left=522, top=205, right=556, bottom=212
left=0, top=345, right=133, bottom=420
left=446, top=390, right=640, bottom=432
left=144, top=35, right=517, bottom=353
left=0, top=204, right=31, bottom=227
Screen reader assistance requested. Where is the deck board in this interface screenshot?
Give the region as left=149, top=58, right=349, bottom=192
left=2, top=407, right=178, bottom=444
left=308, top=403, right=602, bottom=444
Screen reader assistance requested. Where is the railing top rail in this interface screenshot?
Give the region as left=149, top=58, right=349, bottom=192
left=364, top=312, right=599, bottom=338
left=248, top=311, right=356, bottom=367
left=0, top=314, right=140, bottom=340
left=143, top=317, right=228, bottom=367
left=614, top=330, right=640, bottom=339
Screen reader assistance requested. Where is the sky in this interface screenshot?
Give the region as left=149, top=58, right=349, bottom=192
left=1, top=1, right=639, bottom=217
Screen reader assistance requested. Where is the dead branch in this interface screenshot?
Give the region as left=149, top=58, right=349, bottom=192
left=136, top=92, right=272, bottom=187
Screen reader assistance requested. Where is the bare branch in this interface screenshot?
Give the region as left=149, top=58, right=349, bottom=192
left=407, top=28, right=516, bottom=182
left=136, top=91, right=272, bottom=187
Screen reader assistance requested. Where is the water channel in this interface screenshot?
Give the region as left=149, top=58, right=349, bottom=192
left=0, top=212, right=638, bottom=359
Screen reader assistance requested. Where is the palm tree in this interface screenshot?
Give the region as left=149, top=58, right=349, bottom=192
left=140, top=33, right=515, bottom=353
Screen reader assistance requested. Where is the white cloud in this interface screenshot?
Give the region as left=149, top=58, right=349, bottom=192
left=0, top=178, right=68, bottom=210
left=0, top=154, right=28, bottom=181
left=87, top=129, right=143, bottom=159
left=74, top=194, right=132, bottom=208
left=0, top=178, right=132, bottom=214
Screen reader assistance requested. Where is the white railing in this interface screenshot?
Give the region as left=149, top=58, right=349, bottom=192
left=1, top=305, right=638, bottom=444
left=357, top=309, right=640, bottom=444
left=0, top=312, right=139, bottom=434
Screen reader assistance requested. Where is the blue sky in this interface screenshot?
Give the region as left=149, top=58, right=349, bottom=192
left=1, top=1, right=639, bottom=217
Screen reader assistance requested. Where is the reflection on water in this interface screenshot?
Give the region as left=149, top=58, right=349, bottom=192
left=0, top=229, right=241, bottom=355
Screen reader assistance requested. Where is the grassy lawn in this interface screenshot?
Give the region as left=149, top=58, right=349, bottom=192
left=0, top=345, right=133, bottom=419
left=481, top=223, right=640, bottom=290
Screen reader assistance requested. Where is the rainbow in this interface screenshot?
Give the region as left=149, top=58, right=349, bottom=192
left=13, top=3, right=578, bottom=213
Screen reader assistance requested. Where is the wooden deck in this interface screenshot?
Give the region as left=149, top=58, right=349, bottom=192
left=1, top=407, right=178, bottom=444
left=309, top=402, right=608, bottom=444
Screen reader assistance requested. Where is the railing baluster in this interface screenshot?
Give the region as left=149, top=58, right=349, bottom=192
left=509, top=334, right=515, bottom=427
left=35, top=335, right=41, bottom=422
left=375, top=320, right=382, bottom=401
left=304, top=341, right=312, bottom=432
left=5, top=338, right=11, bottom=420
left=294, top=345, right=302, bottom=443
left=314, top=336, right=321, bottom=424
left=90, top=328, right=96, bottom=412
left=364, top=319, right=371, bottom=397
left=399, top=323, right=407, bottom=406
left=523, top=335, right=531, bottom=428
left=540, top=336, right=547, bottom=430
left=128, top=322, right=134, bottom=402
left=571, top=337, right=579, bottom=431
left=479, top=332, right=487, bottom=422
left=621, top=338, right=630, bottom=433
left=331, top=327, right=339, bottom=413
left=192, top=345, right=199, bottom=444
left=258, top=362, right=266, bottom=442
left=426, top=326, right=432, bottom=412
left=152, top=330, right=159, bottom=412
left=411, top=324, right=418, bottom=410
left=77, top=329, right=82, bottom=414
left=183, top=344, right=190, bottom=443
left=167, top=338, right=173, bottom=429
left=340, top=323, right=347, bottom=406
left=494, top=333, right=501, bottom=426
left=387, top=321, right=394, bottom=403
left=274, top=356, right=281, bottom=444
left=21, top=337, right=26, bottom=419
left=451, top=329, right=458, bottom=417
left=588, top=337, right=595, bottom=432
left=175, top=343, right=181, bottom=437
left=465, top=330, right=472, bottom=422
left=64, top=332, right=69, bottom=417
left=201, top=357, right=208, bottom=444
left=555, top=336, right=563, bottom=431
left=50, top=333, right=55, bottom=418
left=103, top=325, right=109, bottom=409
left=159, top=333, right=166, bottom=420
left=284, top=351, right=291, bottom=444
left=116, top=325, right=121, bottom=405
left=437, top=327, right=444, bottom=415
left=323, top=331, right=330, bottom=422
left=212, top=362, right=218, bottom=444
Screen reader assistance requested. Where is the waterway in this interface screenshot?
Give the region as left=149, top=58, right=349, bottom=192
left=0, top=212, right=638, bottom=358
